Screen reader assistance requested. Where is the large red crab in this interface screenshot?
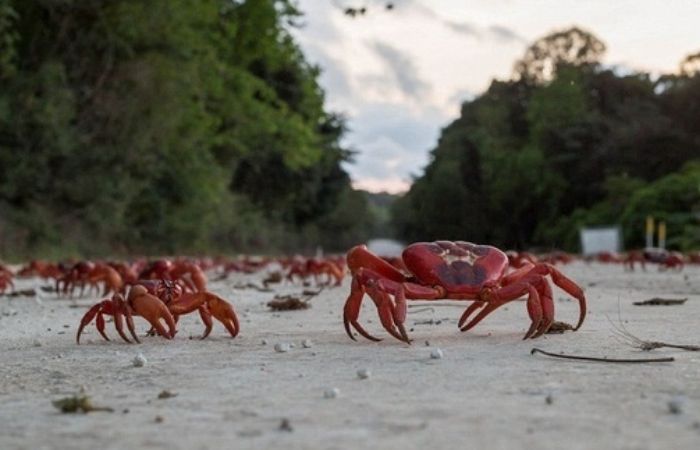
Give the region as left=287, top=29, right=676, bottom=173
left=343, top=241, right=586, bottom=343
left=76, top=280, right=239, bottom=344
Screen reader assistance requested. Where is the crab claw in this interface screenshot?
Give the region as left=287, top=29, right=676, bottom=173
left=343, top=269, right=412, bottom=344
left=128, top=285, right=176, bottom=339
left=168, top=292, right=239, bottom=338
left=344, top=276, right=382, bottom=342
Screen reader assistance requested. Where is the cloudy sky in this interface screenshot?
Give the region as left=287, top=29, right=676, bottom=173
left=291, top=0, right=700, bottom=193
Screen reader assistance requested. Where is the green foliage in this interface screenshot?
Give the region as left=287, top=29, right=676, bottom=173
left=394, top=27, right=700, bottom=251
left=0, top=0, right=371, bottom=259
left=620, top=162, right=700, bottom=250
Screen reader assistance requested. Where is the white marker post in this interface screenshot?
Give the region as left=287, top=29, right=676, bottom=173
left=645, top=216, right=654, bottom=248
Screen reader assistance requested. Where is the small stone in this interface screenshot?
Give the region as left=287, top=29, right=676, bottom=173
left=261, top=339, right=268, bottom=345
left=289, top=343, right=296, bottom=348
left=424, top=340, right=430, bottom=347
left=357, top=369, right=371, bottom=379
left=132, top=353, right=147, bottom=367
left=279, top=418, right=293, bottom=432
left=545, top=394, right=553, bottom=405
left=274, top=342, right=290, bottom=353
left=430, top=348, right=443, bottom=359
left=324, top=388, right=339, bottom=399
left=668, top=397, right=685, bottom=415
left=157, top=390, right=177, bottom=399
left=154, top=415, right=164, bottom=423
left=302, top=339, right=313, bottom=348
left=33, top=340, right=42, bottom=347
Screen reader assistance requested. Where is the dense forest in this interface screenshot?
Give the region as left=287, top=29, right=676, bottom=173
left=393, top=27, right=700, bottom=252
left=0, top=0, right=374, bottom=259
left=2, top=2, right=698, bottom=260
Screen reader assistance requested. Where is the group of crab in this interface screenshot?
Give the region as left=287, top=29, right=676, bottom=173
left=591, top=249, right=688, bottom=271
left=7, top=258, right=239, bottom=344
left=2, top=241, right=591, bottom=345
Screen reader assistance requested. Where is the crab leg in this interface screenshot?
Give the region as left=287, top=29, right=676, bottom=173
left=545, top=265, right=586, bottom=330
left=198, top=306, right=214, bottom=340
left=95, top=312, right=110, bottom=342
left=116, top=295, right=141, bottom=343
left=343, top=276, right=380, bottom=342
left=110, top=295, right=133, bottom=343
left=343, top=267, right=443, bottom=343
left=76, top=300, right=112, bottom=344
left=459, top=277, right=553, bottom=339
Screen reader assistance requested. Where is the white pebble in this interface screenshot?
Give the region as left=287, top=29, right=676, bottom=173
left=324, top=388, right=340, bottom=399
left=132, top=353, right=147, bottom=367
left=302, top=339, right=313, bottom=348
left=357, top=369, right=371, bottom=379
left=430, top=348, right=444, bottom=359
left=274, top=342, right=291, bottom=353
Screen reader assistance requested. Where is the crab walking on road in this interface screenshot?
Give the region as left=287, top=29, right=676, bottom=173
left=343, top=241, right=586, bottom=343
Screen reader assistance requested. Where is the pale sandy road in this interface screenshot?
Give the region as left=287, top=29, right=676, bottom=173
left=0, top=263, right=699, bottom=449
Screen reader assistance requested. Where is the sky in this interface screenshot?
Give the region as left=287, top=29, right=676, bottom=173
left=290, top=0, right=700, bottom=193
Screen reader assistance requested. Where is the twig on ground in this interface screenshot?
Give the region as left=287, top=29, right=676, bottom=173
left=530, top=348, right=674, bottom=363
left=633, top=298, right=687, bottom=306
left=52, top=395, right=114, bottom=413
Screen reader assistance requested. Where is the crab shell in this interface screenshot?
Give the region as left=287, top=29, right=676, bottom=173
left=401, top=241, right=509, bottom=293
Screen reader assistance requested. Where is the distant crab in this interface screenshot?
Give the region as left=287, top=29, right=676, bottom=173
left=343, top=241, right=586, bottom=343
left=76, top=280, right=239, bottom=344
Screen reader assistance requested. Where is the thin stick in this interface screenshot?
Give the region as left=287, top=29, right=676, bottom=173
left=531, top=348, right=674, bottom=363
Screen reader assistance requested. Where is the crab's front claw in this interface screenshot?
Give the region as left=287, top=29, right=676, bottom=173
left=343, top=275, right=381, bottom=342
left=203, top=293, right=240, bottom=338
left=168, top=292, right=240, bottom=339
left=128, top=286, right=176, bottom=339
left=343, top=269, right=411, bottom=344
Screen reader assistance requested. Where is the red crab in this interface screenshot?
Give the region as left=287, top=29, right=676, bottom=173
left=343, top=241, right=586, bottom=343
left=76, top=280, right=239, bottom=344
left=0, top=270, right=13, bottom=295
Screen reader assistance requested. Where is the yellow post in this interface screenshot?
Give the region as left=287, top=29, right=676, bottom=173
left=658, top=222, right=667, bottom=249
left=645, top=216, right=654, bottom=248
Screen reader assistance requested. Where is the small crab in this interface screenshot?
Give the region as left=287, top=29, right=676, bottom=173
left=76, top=280, right=239, bottom=344
left=343, top=241, right=586, bottom=343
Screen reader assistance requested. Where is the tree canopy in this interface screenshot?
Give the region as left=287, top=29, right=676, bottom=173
left=394, top=28, right=700, bottom=251
left=0, top=0, right=372, bottom=259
